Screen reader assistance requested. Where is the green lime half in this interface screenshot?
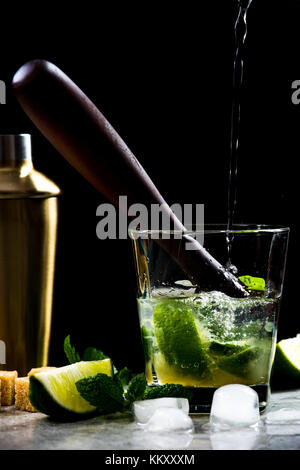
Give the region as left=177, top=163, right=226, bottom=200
left=271, top=334, right=300, bottom=389
left=29, top=359, right=113, bottom=419
left=153, top=299, right=209, bottom=376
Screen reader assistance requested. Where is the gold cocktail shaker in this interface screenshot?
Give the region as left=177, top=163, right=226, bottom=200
left=0, top=134, right=60, bottom=376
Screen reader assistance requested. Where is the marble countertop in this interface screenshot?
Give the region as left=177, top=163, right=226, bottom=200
left=1, top=389, right=300, bottom=451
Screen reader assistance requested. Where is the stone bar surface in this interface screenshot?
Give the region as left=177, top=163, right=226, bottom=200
left=0, top=390, right=300, bottom=450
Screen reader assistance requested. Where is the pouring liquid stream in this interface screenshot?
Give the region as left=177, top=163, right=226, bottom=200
left=226, top=0, right=252, bottom=272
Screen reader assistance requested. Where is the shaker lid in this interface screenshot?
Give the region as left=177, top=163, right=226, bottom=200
left=0, top=134, right=31, bottom=166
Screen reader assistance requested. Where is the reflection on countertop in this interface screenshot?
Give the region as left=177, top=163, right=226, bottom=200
left=1, top=389, right=300, bottom=450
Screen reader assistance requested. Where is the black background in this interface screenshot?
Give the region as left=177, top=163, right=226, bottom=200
left=0, top=0, right=299, bottom=374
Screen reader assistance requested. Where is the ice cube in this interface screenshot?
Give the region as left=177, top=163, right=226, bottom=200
left=265, top=408, right=300, bottom=424
left=144, top=407, right=194, bottom=433
left=140, top=431, right=193, bottom=449
left=210, top=429, right=259, bottom=450
left=210, top=384, right=260, bottom=429
left=133, top=397, right=189, bottom=424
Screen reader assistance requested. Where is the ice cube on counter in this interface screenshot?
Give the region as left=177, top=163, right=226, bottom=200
left=265, top=408, right=300, bottom=424
left=210, top=384, right=260, bottom=429
left=210, top=429, right=259, bottom=450
left=143, top=407, right=194, bottom=433
left=133, top=397, right=189, bottom=424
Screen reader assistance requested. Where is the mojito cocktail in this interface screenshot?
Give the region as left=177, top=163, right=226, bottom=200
left=132, top=226, right=289, bottom=412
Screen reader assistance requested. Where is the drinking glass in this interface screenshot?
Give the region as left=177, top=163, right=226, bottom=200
left=131, top=225, right=289, bottom=412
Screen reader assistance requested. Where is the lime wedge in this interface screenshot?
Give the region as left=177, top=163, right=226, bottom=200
left=209, top=340, right=248, bottom=357
left=216, top=345, right=261, bottom=379
left=271, top=334, right=300, bottom=389
left=29, top=359, right=113, bottom=419
left=140, top=325, right=153, bottom=363
left=153, top=299, right=209, bottom=376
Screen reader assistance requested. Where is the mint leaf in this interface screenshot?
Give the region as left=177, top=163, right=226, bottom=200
left=76, top=373, right=125, bottom=414
left=125, top=373, right=147, bottom=404
left=64, top=335, right=80, bottom=364
left=143, top=384, right=193, bottom=401
left=116, top=367, right=132, bottom=387
left=113, top=374, right=124, bottom=393
left=82, top=347, right=109, bottom=361
left=239, top=275, right=265, bottom=292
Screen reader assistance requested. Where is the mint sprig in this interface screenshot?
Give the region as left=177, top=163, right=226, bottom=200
left=76, top=373, right=125, bottom=414
left=63, top=335, right=80, bottom=364
left=114, top=367, right=132, bottom=388
left=239, top=275, right=265, bottom=292
left=125, top=373, right=147, bottom=405
left=82, top=346, right=109, bottom=362
left=63, top=335, right=117, bottom=373
left=65, top=336, right=193, bottom=417
left=75, top=371, right=146, bottom=414
left=143, top=383, right=193, bottom=401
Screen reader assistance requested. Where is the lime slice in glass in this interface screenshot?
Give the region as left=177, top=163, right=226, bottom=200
left=209, top=340, right=249, bottom=357
left=153, top=299, right=209, bottom=376
left=216, top=345, right=261, bottom=379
